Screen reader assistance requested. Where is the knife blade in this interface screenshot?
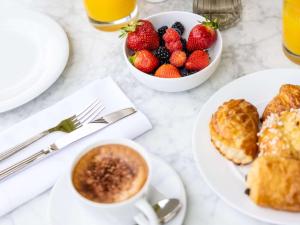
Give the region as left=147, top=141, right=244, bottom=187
left=52, top=107, right=136, bottom=150
left=0, top=107, right=136, bottom=181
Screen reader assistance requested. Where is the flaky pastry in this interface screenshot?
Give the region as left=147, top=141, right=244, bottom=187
left=262, top=84, right=300, bottom=121
left=258, top=109, right=300, bottom=160
left=246, top=156, right=300, bottom=212
left=209, top=99, right=259, bottom=164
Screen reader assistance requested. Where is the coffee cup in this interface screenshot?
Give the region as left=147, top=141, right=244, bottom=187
left=68, top=138, right=159, bottom=225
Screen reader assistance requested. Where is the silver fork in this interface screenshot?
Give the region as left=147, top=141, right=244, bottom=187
left=0, top=99, right=104, bottom=162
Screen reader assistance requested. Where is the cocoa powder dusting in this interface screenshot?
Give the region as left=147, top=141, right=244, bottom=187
left=81, top=157, right=136, bottom=202
left=72, top=144, right=148, bottom=204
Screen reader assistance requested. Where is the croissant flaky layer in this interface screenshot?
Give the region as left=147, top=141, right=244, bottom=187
left=247, top=156, right=300, bottom=212
left=209, top=99, right=259, bottom=164
left=259, top=109, right=300, bottom=160
left=262, top=84, right=300, bottom=121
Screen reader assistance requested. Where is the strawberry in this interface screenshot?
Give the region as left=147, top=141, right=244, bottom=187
left=154, top=64, right=181, bottom=78
left=163, top=28, right=182, bottom=53
left=185, top=50, right=209, bottom=71
left=170, top=51, right=187, bottom=67
left=120, top=20, right=159, bottom=51
left=186, top=19, right=218, bottom=52
left=130, top=50, right=159, bottom=73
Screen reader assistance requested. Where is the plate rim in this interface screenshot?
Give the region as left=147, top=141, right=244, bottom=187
left=192, top=68, right=300, bottom=225
left=0, top=8, right=69, bottom=113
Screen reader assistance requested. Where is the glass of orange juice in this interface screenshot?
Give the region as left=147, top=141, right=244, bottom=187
left=282, top=0, right=300, bottom=64
left=83, top=0, right=138, bottom=31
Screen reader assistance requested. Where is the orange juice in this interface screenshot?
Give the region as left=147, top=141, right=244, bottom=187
left=83, top=0, right=138, bottom=31
left=283, top=0, right=300, bottom=64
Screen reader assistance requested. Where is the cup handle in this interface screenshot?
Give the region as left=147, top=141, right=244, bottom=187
left=134, top=214, right=150, bottom=225
left=134, top=198, right=159, bottom=225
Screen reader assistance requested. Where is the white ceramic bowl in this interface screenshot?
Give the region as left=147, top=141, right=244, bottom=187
left=123, top=11, right=223, bottom=92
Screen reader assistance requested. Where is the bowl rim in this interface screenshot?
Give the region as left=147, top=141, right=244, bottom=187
left=122, top=10, right=223, bottom=80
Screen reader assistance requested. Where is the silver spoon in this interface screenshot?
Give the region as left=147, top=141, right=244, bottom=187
left=154, top=198, right=182, bottom=224
left=135, top=198, right=182, bottom=225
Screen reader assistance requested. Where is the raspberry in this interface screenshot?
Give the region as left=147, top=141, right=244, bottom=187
left=165, top=40, right=182, bottom=53
left=163, top=28, right=180, bottom=43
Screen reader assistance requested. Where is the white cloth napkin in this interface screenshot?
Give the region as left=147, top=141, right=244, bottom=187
left=0, top=77, right=152, bottom=216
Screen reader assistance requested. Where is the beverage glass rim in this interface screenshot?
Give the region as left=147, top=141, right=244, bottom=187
left=68, top=138, right=151, bottom=208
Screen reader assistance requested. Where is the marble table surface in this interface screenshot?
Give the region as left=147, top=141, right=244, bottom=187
left=0, top=0, right=299, bottom=224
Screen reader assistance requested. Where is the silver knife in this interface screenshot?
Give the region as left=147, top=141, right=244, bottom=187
left=0, top=107, right=136, bottom=181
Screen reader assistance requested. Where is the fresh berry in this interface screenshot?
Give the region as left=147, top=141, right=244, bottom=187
left=186, top=19, right=218, bottom=51
left=181, top=38, right=187, bottom=52
left=130, top=50, right=159, bottom=73
left=159, top=38, right=165, bottom=46
left=171, top=22, right=185, bottom=35
left=120, top=20, right=159, bottom=51
left=163, top=28, right=180, bottom=42
left=185, top=50, right=209, bottom=71
left=158, top=26, right=168, bottom=46
left=170, top=50, right=187, bottom=67
left=180, top=67, right=189, bottom=77
left=154, top=46, right=170, bottom=64
left=163, top=28, right=182, bottom=53
left=154, top=64, right=181, bottom=78
left=165, top=41, right=182, bottom=53
left=173, top=28, right=182, bottom=35
left=157, top=26, right=168, bottom=37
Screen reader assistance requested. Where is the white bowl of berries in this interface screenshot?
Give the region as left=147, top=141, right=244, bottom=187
left=122, top=11, right=222, bottom=92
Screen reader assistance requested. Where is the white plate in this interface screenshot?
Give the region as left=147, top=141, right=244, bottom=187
left=48, top=154, right=187, bottom=225
left=192, top=69, right=300, bottom=225
left=0, top=8, right=69, bottom=112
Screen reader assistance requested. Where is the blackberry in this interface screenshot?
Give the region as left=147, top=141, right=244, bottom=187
left=173, top=28, right=182, bottom=36
left=159, top=37, right=165, bottom=46
left=154, top=46, right=170, bottom=64
left=157, top=26, right=168, bottom=38
left=180, top=67, right=189, bottom=77
left=172, top=22, right=184, bottom=35
left=181, top=38, right=187, bottom=52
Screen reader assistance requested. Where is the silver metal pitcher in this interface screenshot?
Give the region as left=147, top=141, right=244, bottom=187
left=193, top=0, right=242, bottom=30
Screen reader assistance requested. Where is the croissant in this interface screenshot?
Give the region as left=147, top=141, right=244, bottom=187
left=209, top=99, right=259, bottom=165
left=258, top=109, right=300, bottom=160
left=262, top=84, right=300, bottom=121
left=246, top=156, right=300, bottom=212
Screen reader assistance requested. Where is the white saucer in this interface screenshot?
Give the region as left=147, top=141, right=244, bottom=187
left=0, top=8, right=69, bottom=113
left=48, top=154, right=187, bottom=225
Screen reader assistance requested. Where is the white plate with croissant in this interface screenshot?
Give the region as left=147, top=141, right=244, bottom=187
left=192, top=68, right=300, bottom=225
